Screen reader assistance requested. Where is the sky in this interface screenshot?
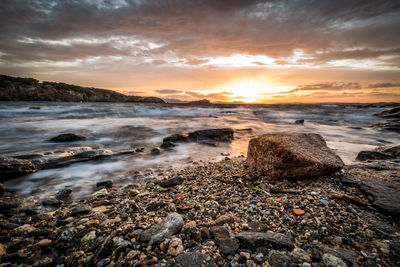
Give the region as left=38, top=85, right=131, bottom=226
left=1, top=0, right=400, bottom=103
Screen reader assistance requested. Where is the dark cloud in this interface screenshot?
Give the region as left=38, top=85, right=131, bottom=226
left=1, top=0, right=399, bottom=65
left=288, top=82, right=362, bottom=93
left=155, top=89, right=183, bottom=94
left=367, top=82, right=400, bottom=88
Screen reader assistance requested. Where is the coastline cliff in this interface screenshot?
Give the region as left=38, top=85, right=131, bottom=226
left=0, top=74, right=165, bottom=103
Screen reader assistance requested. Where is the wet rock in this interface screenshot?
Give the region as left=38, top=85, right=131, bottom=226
left=322, top=247, right=357, bottom=267
left=14, top=224, right=35, bottom=234
left=323, top=253, right=347, bottom=267
left=96, top=180, right=113, bottom=188
left=71, top=205, right=92, bottom=216
left=214, top=214, right=235, bottom=225
left=390, top=241, right=400, bottom=258
left=290, top=248, right=311, bottom=263
left=160, top=141, right=176, bottom=149
left=49, top=133, right=86, bottom=142
left=248, top=221, right=267, bottom=232
left=210, top=226, right=239, bottom=256
left=42, top=199, right=62, bottom=207
left=176, top=251, right=216, bottom=267
left=159, top=177, right=184, bottom=188
left=188, top=128, right=234, bottom=142
left=0, top=183, right=5, bottom=197
left=146, top=202, right=167, bottom=212
left=36, top=213, right=54, bottom=220
left=268, top=250, right=291, bottom=267
left=359, top=179, right=400, bottom=219
left=28, top=229, right=51, bottom=237
left=140, top=213, right=184, bottom=245
left=91, top=188, right=108, bottom=198
left=295, top=119, right=305, bottom=124
left=112, top=237, right=131, bottom=248
left=0, top=156, right=37, bottom=180
left=0, top=200, right=20, bottom=212
left=247, top=133, right=344, bottom=179
left=29, top=106, right=41, bottom=109
left=0, top=243, right=5, bottom=260
left=81, top=231, right=96, bottom=242
left=355, top=151, right=394, bottom=161
left=151, top=148, right=161, bottom=155
left=56, top=188, right=72, bottom=199
left=61, top=228, right=77, bottom=241
left=167, top=237, right=184, bottom=256
left=376, top=144, right=400, bottom=158
left=36, top=239, right=52, bottom=248
left=163, top=134, right=188, bottom=143
left=236, top=231, right=294, bottom=250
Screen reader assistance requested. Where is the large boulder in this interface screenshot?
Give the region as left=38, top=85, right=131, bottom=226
left=0, top=156, right=37, bottom=181
left=247, top=133, right=343, bottom=179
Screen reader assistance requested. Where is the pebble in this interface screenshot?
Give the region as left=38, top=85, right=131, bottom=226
left=167, top=237, right=184, bottom=256
left=320, top=199, right=330, bottom=206
left=36, top=239, right=52, bottom=248
left=323, top=253, right=347, bottom=267
left=81, top=231, right=96, bottom=242
left=61, top=228, right=77, bottom=241
left=15, top=224, right=35, bottom=233
left=91, top=188, right=108, bottom=198
left=56, top=188, right=72, bottom=199
left=290, top=247, right=311, bottom=263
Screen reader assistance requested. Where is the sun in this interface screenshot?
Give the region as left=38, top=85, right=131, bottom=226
left=220, top=80, right=275, bottom=103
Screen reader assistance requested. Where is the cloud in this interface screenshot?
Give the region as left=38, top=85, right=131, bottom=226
left=151, top=60, right=167, bottom=66
left=155, top=89, right=183, bottom=94
left=367, top=82, right=400, bottom=88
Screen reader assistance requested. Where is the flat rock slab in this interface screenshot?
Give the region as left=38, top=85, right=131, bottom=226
left=247, top=133, right=344, bottom=179
left=236, top=231, right=294, bottom=250
left=360, top=179, right=400, bottom=220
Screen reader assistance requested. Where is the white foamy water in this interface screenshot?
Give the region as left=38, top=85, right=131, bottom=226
left=1, top=101, right=398, bottom=199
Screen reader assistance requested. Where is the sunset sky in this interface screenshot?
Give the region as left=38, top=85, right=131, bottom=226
left=1, top=0, right=400, bottom=103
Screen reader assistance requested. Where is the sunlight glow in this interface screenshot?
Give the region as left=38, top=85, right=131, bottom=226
left=220, top=80, right=293, bottom=103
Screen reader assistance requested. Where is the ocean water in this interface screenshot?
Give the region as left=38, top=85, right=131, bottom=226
left=1, top=101, right=398, bottom=199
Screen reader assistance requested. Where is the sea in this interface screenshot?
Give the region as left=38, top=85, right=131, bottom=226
left=1, top=101, right=399, bottom=199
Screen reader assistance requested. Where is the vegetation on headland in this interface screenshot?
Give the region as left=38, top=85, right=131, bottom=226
left=0, top=74, right=165, bottom=103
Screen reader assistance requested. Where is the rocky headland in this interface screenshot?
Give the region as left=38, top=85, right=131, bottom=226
left=0, top=130, right=399, bottom=266
left=0, top=75, right=165, bottom=103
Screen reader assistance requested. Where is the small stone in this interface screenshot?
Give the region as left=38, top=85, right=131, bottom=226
left=167, top=237, right=183, bottom=256
left=176, top=252, right=216, bottom=267
left=0, top=243, right=5, bottom=260
left=159, top=176, right=184, bottom=188
left=0, top=184, right=5, bottom=197
left=183, top=221, right=197, bottom=230
left=97, top=258, right=111, bottom=267
left=322, top=253, right=347, bottom=267
left=240, top=251, right=251, bottom=260
left=15, top=224, right=35, bottom=233
left=71, top=205, right=92, bottom=216
left=96, top=180, right=113, bottom=188
left=81, top=231, right=96, bottom=242
left=269, top=251, right=291, bottom=267
left=56, top=188, right=72, bottom=199
left=254, top=253, right=265, bottom=264
left=36, top=213, right=54, bottom=220
left=42, top=199, right=62, bottom=207
left=112, top=237, right=131, bottom=248
left=293, top=209, right=305, bottom=215
left=126, top=250, right=140, bottom=260
left=310, top=191, right=319, bottom=196
left=360, top=250, right=368, bottom=258
left=91, top=188, right=108, bottom=198
left=151, top=148, right=161, bottom=155
left=61, top=228, right=77, bottom=241
left=92, top=205, right=109, bottom=213
left=290, top=248, right=311, bottom=263
left=140, top=213, right=183, bottom=245
left=36, top=239, right=52, bottom=248
left=215, top=214, right=235, bottom=225
left=320, top=199, right=329, bottom=206
left=237, top=231, right=294, bottom=250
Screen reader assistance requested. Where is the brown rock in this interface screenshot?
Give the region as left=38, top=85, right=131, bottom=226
left=247, top=133, right=343, bottom=179
left=0, top=156, right=37, bottom=181
left=236, top=231, right=294, bottom=250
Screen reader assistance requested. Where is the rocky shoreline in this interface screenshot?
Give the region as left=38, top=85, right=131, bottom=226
left=0, top=153, right=399, bottom=266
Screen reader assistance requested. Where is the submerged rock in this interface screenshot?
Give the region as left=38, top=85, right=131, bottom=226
left=294, top=119, right=305, bottom=124
left=56, top=188, right=72, bottom=199
left=49, top=133, right=86, bottom=142
left=247, top=133, right=344, bottom=179
left=140, top=213, right=184, bottom=245
left=355, top=151, right=394, bottom=161
left=188, top=128, right=234, bottom=142
left=0, top=156, right=37, bottom=181
left=96, top=180, right=113, bottom=188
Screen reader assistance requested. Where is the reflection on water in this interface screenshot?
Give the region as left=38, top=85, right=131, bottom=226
left=1, top=101, right=398, bottom=199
